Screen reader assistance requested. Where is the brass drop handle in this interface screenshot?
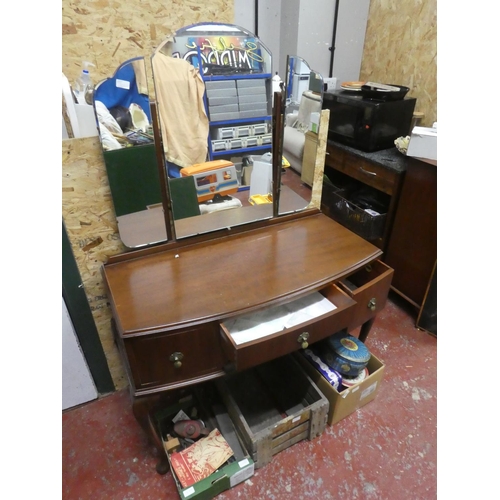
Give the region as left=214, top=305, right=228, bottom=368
left=368, top=298, right=377, bottom=311
left=169, top=352, right=184, bottom=369
left=297, top=332, right=310, bottom=349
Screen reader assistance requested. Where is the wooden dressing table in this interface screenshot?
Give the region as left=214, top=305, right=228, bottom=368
left=96, top=24, right=394, bottom=475
left=102, top=210, right=393, bottom=473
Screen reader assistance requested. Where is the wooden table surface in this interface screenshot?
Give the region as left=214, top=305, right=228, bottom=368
left=104, top=213, right=381, bottom=336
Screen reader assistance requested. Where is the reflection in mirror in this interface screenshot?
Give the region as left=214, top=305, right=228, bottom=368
left=93, top=57, right=168, bottom=248
left=280, top=56, right=324, bottom=215
left=152, top=22, right=295, bottom=239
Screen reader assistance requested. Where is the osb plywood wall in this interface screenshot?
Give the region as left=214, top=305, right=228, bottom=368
left=62, top=0, right=234, bottom=86
left=62, top=1, right=234, bottom=391
left=361, top=0, right=437, bottom=126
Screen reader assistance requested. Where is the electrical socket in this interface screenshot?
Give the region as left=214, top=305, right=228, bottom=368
left=323, top=77, right=337, bottom=92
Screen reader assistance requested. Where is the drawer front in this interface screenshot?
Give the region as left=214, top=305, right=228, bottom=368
left=125, top=323, right=225, bottom=392
left=326, top=144, right=399, bottom=195
left=219, top=285, right=356, bottom=372
left=338, top=260, right=394, bottom=329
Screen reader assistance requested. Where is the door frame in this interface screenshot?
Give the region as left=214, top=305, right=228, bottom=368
left=62, top=222, right=115, bottom=395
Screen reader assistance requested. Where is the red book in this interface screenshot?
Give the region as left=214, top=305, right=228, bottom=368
left=170, top=428, right=234, bottom=488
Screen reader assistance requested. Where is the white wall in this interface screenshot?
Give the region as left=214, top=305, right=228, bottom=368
left=295, top=0, right=335, bottom=78
left=332, top=0, right=370, bottom=85
left=279, top=0, right=300, bottom=78
left=233, top=0, right=255, bottom=32
left=234, top=0, right=282, bottom=76
left=234, top=0, right=370, bottom=85
left=62, top=298, right=98, bottom=410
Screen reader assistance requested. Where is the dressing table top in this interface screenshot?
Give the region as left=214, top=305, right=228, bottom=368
left=103, top=213, right=381, bottom=337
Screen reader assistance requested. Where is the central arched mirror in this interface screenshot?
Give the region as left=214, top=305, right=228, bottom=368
left=93, top=24, right=325, bottom=249
left=152, top=22, right=280, bottom=239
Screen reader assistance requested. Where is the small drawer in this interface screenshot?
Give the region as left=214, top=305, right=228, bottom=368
left=219, top=285, right=356, bottom=372
left=338, top=260, right=394, bottom=329
left=326, top=144, right=399, bottom=196
left=125, top=323, right=225, bottom=393
left=215, top=355, right=329, bottom=468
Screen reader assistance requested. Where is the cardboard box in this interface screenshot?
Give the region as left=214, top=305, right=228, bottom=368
left=156, top=389, right=255, bottom=500
left=295, top=351, right=385, bottom=426
left=166, top=452, right=254, bottom=500
left=407, top=126, right=437, bottom=161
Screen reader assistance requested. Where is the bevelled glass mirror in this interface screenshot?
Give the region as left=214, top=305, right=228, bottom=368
left=93, top=27, right=324, bottom=249
left=93, top=57, right=168, bottom=249
left=280, top=55, right=324, bottom=215
left=152, top=22, right=283, bottom=239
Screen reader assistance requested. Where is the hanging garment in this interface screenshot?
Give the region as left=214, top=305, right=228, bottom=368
left=152, top=53, right=209, bottom=168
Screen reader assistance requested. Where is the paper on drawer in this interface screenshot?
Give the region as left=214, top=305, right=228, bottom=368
left=224, top=292, right=337, bottom=345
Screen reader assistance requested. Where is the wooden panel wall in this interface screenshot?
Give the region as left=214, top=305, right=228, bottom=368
left=62, top=0, right=234, bottom=85
left=361, top=0, right=437, bottom=127
left=62, top=2, right=234, bottom=391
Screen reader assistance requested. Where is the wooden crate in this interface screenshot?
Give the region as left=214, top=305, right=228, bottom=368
left=216, top=355, right=329, bottom=469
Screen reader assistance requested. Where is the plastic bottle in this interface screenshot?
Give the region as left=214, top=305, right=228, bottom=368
left=74, top=62, right=95, bottom=105
left=272, top=72, right=283, bottom=94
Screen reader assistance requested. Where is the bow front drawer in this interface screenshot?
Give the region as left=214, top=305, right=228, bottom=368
left=219, top=284, right=356, bottom=372
left=338, top=259, right=394, bottom=330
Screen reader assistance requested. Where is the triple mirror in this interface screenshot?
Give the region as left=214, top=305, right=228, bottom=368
left=93, top=23, right=324, bottom=249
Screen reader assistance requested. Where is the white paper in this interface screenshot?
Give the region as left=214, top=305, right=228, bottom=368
left=226, top=292, right=337, bottom=345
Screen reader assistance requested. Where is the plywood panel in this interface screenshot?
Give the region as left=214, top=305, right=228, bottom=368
left=62, top=0, right=234, bottom=86
left=361, top=0, right=437, bottom=127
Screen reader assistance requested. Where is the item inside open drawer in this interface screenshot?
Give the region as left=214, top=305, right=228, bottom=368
left=219, top=285, right=356, bottom=372
left=222, top=291, right=337, bottom=346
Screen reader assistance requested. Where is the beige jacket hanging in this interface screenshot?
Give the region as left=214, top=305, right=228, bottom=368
left=152, top=54, right=209, bottom=168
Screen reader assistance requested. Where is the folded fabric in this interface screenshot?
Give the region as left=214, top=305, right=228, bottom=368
left=152, top=54, right=209, bottom=168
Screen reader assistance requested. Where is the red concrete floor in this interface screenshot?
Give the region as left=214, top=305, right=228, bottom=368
left=62, top=293, right=437, bottom=499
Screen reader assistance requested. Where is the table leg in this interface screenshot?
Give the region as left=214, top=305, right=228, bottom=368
left=132, top=397, right=169, bottom=475
left=358, top=317, right=375, bottom=343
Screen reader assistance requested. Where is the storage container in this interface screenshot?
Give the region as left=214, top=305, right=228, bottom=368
left=215, top=355, right=329, bottom=468
left=325, top=187, right=387, bottom=241
left=322, top=330, right=370, bottom=377
left=155, top=385, right=255, bottom=500
left=295, top=351, right=385, bottom=426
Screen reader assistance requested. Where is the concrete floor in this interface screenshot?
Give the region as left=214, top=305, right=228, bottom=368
left=62, top=292, right=437, bottom=499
